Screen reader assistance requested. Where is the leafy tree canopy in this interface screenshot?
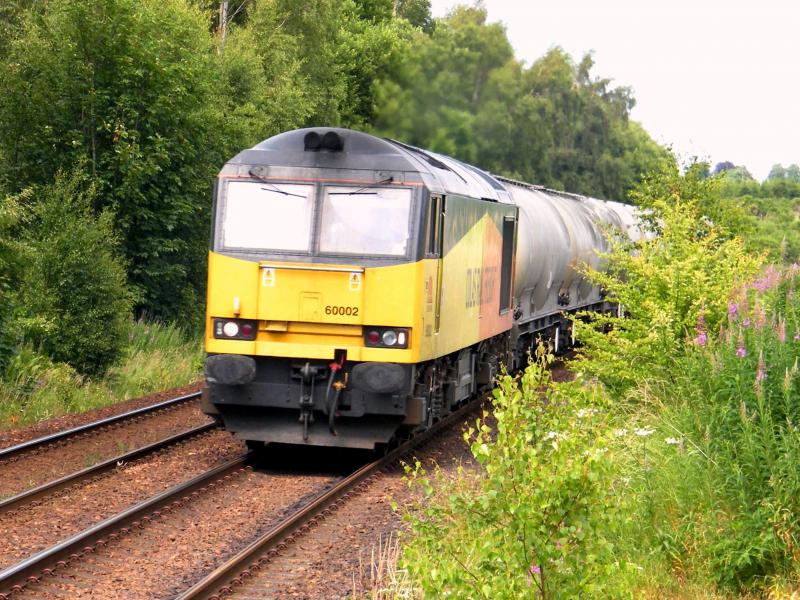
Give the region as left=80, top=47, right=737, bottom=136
left=0, top=0, right=236, bottom=321
left=371, top=6, right=672, bottom=200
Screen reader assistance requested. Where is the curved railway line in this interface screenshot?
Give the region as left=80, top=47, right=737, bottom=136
left=0, top=391, right=201, bottom=461
left=0, top=393, right=485, bottom=599
left=0, top=421, right=217, bottom=516
left=0, top=454, right=252, bottom=597
left=176, top=397, right=481, bottom=600
left=0, top=392, right=211, bottom=501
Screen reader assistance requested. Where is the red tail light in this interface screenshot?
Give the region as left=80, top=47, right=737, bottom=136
left=363, top=327, right=410, bottom=348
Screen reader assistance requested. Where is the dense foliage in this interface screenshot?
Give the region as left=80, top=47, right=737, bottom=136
left=575, top=164, right=760, bottom=391
left=0, top=0, right=239, bottom=321
left=9, top=172, right=132, bottom=376
left=0, top=0, right=670, bottom=388
left=371, top=5, right=673, bottom=200
left=720, top=177, right=800, bottom=263
left=403, top=348, right=625, bottom=598
left=400, top=166, right=800, bottom=597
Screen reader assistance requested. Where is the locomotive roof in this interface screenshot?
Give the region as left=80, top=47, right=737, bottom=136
left=226, top=127, right=512, bottom=202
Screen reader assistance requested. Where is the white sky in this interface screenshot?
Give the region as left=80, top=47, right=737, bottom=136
left=430, top=0, right=800, bottom=181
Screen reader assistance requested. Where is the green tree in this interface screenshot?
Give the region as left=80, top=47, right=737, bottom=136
left=0, top=194, right=26, bottom=370
left=372, top=8, right=671, bottom=200
left=12, top=172, right=133, bottom=377
left=767, top=163, right=786, bottom=181
left=0, top=0, right=234, bottom=321
left=394, top=0, right=432, bottom=31
left=372, top=5, right=514, bottom=163
left=243, top=0, right=412, bottom=129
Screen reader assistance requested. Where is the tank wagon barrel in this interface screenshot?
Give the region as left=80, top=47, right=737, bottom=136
left=202, top=127, right=640, bottom=450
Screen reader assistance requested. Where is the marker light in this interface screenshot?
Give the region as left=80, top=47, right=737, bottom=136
left=213, top=318, right=258, bottom=340
left=363, top=327, right=410, bottom=349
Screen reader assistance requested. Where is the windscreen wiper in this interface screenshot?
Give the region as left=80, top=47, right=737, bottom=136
left=328, top=177, right=394, bottom=196
left=248, top=168, right=307, bottom=198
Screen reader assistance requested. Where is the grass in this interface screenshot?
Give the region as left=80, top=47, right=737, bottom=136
left=353, top=532, right=417, bottom=599
left=0, top=319, right=203, bottom=429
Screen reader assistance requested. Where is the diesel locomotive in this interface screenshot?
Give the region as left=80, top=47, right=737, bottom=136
left=201, top=128, right=640, bottom=449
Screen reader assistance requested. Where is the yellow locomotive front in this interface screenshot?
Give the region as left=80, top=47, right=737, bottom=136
left=203, top=128, right=517, bottom=449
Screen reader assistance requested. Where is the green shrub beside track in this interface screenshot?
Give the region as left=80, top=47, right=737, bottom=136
left=399, top=167, right=800, bottom=597
left=0, top=320, right=202, bottom=428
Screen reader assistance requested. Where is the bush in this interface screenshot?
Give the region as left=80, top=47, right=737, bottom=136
left=12, top=171, right=132, bottom=377
left=401, top=347, right=630, bottom=598
left=636, top=265, right=800, bottom=592
left=0, top=319, right=202, bottom=428
left=574, top=165, right=762, bottom=392
left=0, top=193, right=26, bottom=369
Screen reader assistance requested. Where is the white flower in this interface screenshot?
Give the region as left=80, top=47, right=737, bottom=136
left=576, top=408, right=599, bottom=418
left=543, top=431, right=560, bottom=441
left=634, top=428, right=655, bottom=437
left=613, top=428, right=628, bottom=437
left=664, top=437, right=682, bottom=445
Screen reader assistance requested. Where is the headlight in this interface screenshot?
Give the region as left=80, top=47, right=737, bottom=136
left=363, top=327, right=410, bottom=348
left=213, top=318, right=258, bottom=340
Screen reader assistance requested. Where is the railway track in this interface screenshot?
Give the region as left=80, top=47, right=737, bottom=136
left=177, top=397, right=484, bottom=600
left=0, top=391, right=211, bottom=500
left=0, top=454, right=252, bottom=598
left=0, top=421, right=217, bottom=516
left=0, top=396, right=482, bottom=599
left=0, top=391, right=201, bottom=461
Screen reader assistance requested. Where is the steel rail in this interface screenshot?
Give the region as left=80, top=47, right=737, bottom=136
left=0, top=422, right=218, bottom=516
left=0, top=453, right=251, bottom=597
left=176, top=398, right=485, bottom=600
left=0, top=390, right=202, bottom=460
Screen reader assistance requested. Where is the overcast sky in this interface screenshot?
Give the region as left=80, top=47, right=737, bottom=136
left=430, top=0, right=799, bottom=181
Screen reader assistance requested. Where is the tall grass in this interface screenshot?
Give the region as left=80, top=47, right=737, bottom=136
left=623, top=266, right=800, bottom=594
left=0, top=319, right=203, bottom=428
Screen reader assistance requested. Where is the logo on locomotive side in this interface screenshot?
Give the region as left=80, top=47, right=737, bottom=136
left=465, top=266, right=498, bottom=308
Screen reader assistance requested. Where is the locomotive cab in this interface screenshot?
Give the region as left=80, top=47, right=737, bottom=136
left=203, top=128, right=521, bottom=449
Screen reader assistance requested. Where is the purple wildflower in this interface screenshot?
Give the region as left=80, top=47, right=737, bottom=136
left=777, top=319, right=787, bottom=344
left=755, top=351, right=767, bottom=394
left=693, top=311, right=707, bottom=347
left=752, top=266, right=780, bottom=292
left=742, top=319, right=751, bottom=328
left=754, top=303, right=766, bottom=329
left=529, top=564, right=541, bottom=575
left=794, top=333, right=800, bottom=342
left=736, top=334, right=747, bottom=358
left=728, top=302, right=738, bottom=318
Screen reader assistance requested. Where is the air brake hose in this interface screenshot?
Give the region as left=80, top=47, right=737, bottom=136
left=329, top=387, right=342, bottom=435
left=324, top=369, right=336, bottom=413
left=324, top=356, right=344, bottom=416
